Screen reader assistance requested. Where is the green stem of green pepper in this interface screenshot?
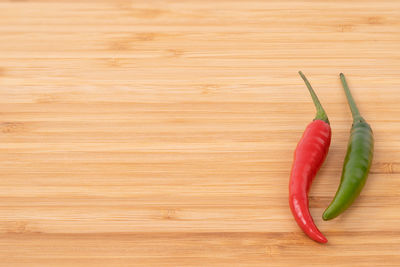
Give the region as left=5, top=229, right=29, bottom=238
left=340, top=73, right=365, bottom=123
left=299, top=71, right=329, bottom=124
left=322, top=73, right=374, bottom=220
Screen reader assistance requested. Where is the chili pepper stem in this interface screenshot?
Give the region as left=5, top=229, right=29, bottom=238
left=299, top=71, right=329, bottom=124
left=340, top=73, right=365, bottom=123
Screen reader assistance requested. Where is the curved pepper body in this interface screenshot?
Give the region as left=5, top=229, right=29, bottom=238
left=289, top=119, right=331, bottom=243
left=323, top=121, right=373, bottom=220
left=322, top=73, right=374, bottom=220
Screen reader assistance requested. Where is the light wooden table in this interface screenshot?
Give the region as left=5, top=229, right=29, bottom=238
left=0, top=0, right=399, bottom=266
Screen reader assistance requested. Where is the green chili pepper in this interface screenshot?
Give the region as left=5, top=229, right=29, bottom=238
left=322, top=73, right=374, bottom=220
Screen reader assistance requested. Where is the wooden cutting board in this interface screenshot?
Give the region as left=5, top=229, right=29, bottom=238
left=0, top=0, right=399, bottom=266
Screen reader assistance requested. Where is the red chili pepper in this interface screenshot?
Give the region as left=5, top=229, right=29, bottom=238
left=289, top=72, right=331, bottom=243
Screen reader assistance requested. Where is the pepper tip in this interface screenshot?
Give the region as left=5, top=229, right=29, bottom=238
left=322, top=212, right=331, bottom=221
left=319, top=236, right=328, bottom=244
left=313, top=233, right=328, bottom=244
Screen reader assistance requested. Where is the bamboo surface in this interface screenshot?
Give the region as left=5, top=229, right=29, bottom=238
left=0, top=0, right=400, bottom=266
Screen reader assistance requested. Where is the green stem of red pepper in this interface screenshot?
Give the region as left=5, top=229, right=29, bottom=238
left=299, top=71, right=329, bottom=124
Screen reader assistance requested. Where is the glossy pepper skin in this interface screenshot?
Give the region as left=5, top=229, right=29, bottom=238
left=289, top=72, right=331, bottom=243
left=322, top=74, right=374, bottom=220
